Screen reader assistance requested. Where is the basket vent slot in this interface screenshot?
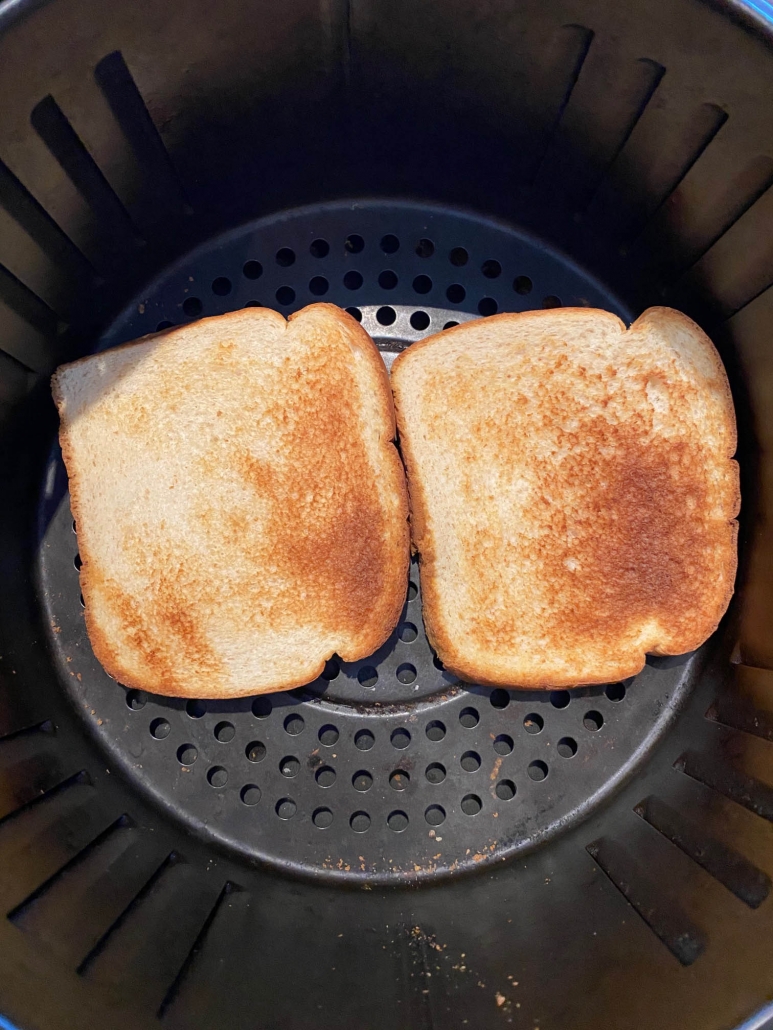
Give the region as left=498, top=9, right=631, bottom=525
left=635, top=796, right=770, bottom=908
left=586, top=836, right=706, bottom=965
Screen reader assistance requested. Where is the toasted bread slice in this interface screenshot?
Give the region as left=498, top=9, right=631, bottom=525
left=391, top=306, right=739, bottom=688
left=52, top=303, right=409, bottom=698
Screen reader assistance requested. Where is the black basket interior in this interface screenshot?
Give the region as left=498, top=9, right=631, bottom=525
left=2, top=1, right=773, bottom=1028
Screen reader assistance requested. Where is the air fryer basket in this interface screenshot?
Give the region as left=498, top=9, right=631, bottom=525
left=1, top=0, right=773, bottom=1027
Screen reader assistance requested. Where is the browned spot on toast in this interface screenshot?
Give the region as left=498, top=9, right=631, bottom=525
left=85, top=556, right=222, bottom=693
left=465, top=355, right=726, bottom=653
left=218, top=350, right=392, bottom=644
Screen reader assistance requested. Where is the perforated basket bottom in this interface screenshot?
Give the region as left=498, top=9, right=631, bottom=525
left=38, top=199, right=696, bottom=883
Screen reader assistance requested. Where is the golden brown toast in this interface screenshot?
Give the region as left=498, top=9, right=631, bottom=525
left=391, top=306, right=739, bottom=688
left=52, top=303, right=409, bottom=697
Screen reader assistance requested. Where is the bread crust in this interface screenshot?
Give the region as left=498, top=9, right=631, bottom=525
left=53, top=303, right=409, bottom=698
left=392, top=306, right=739, bottom=688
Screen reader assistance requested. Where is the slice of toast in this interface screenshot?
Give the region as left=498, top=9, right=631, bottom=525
left=391, top=306, right=739, bottom=688
left=52, top=303, right=409, bottom=698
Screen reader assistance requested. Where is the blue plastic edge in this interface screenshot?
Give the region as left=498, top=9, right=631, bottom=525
left=736, top=1001, right=773, bottom=1030
left=739, top=0, right=773, bottom=23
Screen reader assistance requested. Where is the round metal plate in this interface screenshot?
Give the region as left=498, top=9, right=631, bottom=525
left=38, top=199, right=697, bottom=882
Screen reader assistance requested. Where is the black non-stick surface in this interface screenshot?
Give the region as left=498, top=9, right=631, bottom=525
left=38, top=199, right=697, bottom=882
left=0, top=195, right=770, bottom=1030
left=1, top=0, right=773, bottom=1022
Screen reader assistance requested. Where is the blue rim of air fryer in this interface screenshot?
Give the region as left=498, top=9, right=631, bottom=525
left=2, top=0, right=773, bottom=1028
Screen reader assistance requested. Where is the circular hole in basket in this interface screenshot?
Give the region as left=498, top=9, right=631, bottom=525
left=425, top=762, right=446, bottom=784
left=443, top=321, right=459, bottom=330
left=446, top=283, right=466, bottom=303
left=396, top=664, right=416, bottom=684
left=461, top=750, right=481, bottom=772
left=379, top=269, right=398, bottom=289
left=523, top=713, right=544, bottom=734
left=412, top=274, right=432, bottom=294
left=489, top=689, right=510, bottom=709
left=183, top=297, right=202, bottom=317
left=496, top=779, right=516, bottom=801
left=252, top=696, right=272, bottom=719
left=584, top=710, right=604, bottom=731
left=309, top=275, right=329, bottom=296
left=415, top=238, right=434, bottom=258
left=381, top=233, right=400, bottom=253
left=345, top=233, right=365, bottom=253
left=513, top=275, right=532, bottom=294
left=126, top=690, right=146, bottom=711
left=316, top=765, right=336, bottom=787
left=528, top=760, right=549, bottom=781
left=276, top=247, right=295, bottom=267
left=246, top=741, right=266, bottom=763
left=208, top=766, right=228, bottom=788
left=482, top=259, right=502, bottom=279
left=390, top=769, right=410, bottom=790
left=376, top=305, right=396, bottom=326
left=425, top=804, right=446, bottom=826
left=408, top=581, right=418, bottom=600
left=186, top=699, right=206, bottom=719
left=149, top=718, right=170, bottom=740
left=542, top=295, right=562, bottom=308
left=391, top=728, right=411, bottom=750
left=605, top=682, right=626, bottom=702
left=284, top=713, right=305, bottom=735
left=557, top=736, right=578, bottom=758
left=478, top=297, right=498, bottom=316
left=344, top=270, right=364, bottom=290
left=240, top=784, right=261, bottom=806
left=388, top=810, right=409, bottom=832
left=399, top=622, right=418, bottom=642
left=461, top=793, right=482, bottom=816
left=276, top=798, right=297, bottom=820
left=449, top=246, right=469, bottom=266
left=319, top=724, right=339, bottom=746
left=345, top=306, right=362, bottom=322
left=177, top=743, right=197, bottom=766
left=313, top=806, right=333, bottom=828
left=410, top=310, right=430, bottom=331
left=426, top=720, right=446, bottom=742
left=275, top=285, right=296, bottom=306
left=352, top=770, right=373, bottom=792
left=156, top=320, right=174, bottom=331
left=459, top=707, right=479, bottom=728
left=214, top=721, right=235, bottom=743
left=321, top=659, right=339, bottom=681
left=280, top=755, right=300, bottom=777
left=212, top=276, right=232, bottom=296
left=355, top=729, right=375, bottom=751
left=550, top=690, right=571, bottom=709
left=350, top=811, right=371, bottom=832
left=358, top=666, right=378, bottom=687
left=493, top=733, right=514, bottom=755
left=310, top=238, right=329, bottom=258
left=243, top=260, right=263, bottom=279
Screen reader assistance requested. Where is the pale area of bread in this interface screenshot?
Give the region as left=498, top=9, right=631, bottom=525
left=392, top=307, right=739, bottom=687
left=53, top=304, right=409, bottom=697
